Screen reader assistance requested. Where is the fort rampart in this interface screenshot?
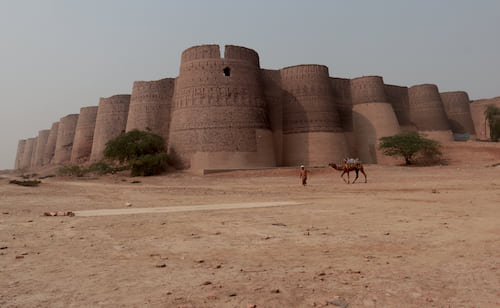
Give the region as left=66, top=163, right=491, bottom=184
left=15, top=44, right=497, bottom=171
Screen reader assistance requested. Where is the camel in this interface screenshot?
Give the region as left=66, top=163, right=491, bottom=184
left=328, top=161, right=367, bottom=184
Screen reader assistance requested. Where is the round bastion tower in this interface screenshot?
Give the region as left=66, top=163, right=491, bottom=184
left=280, top=65, right=348, bottom=166
left=53, top=114, right=79, bottom=164
left=350, top=76, right=401, bottom=164
left=440, top=91, right=476, bottom=139
left=15, top=139, right=26, bottom=170
left=20, top=137, right=36, bottom=170
left=43, top=122, right=59, bottom=165
left=32, top=129, right=51, bottom=167
left=90, top=95, right=130, bottom=162
left=168, top=45, right=275, bottom=170
left=126, top=78, right=175, bottom=141
left=71, top=106, right=98, bottom=164
left=408, top=84, right=453, bottom=142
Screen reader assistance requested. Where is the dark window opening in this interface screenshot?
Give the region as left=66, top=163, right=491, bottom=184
left=223, top=67, right=231, bottom=76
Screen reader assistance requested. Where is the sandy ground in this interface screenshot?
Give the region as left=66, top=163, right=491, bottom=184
left=0, top=142, right=499, bottom=308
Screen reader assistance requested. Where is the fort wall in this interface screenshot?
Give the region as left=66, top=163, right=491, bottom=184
left=90, top=95, right=130, bottom=162
left=15, top=139, right=26, bottom=169
left=126, top=78, right=175, bottom=141
left=169, top=44, right=275, bottom=170
left=71, top=106, right=98, bottom=164
left=43, top=122, right=59, bottom=165
left=408, top=84, right=453, bottom=142
left=20, top=137, right=36, bottom=170
left=440, top=91, right=476, bottom=137
left=53, top=114, right=79, bottom=164
left=30, top=138, right=38, bottom=168
left=32, top=129, right=50, bottom=167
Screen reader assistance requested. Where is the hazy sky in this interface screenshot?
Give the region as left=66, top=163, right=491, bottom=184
left=1, top=0, right=499, bottom=169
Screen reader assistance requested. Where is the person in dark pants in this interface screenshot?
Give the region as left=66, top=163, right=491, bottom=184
left=299, top=165, right=310, bottom=186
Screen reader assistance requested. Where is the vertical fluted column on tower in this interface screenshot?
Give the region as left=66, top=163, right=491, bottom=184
left=280, top=65, right=347, bottom=166
left=53, top=114, right=79, bottom=164
left=90, top=95, right=130, bottom=162
left=43, top=122, right=59, bottom=165
left=168, top=44, right=275, bottom=171
left=408, top=84, right=453, bottom=142
left=71, top=106, right=98, bottom=164
left=350, top=76, right=401, bottom=164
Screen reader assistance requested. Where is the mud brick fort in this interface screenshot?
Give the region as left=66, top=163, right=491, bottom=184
left=14, top=44, right=500, bottom=172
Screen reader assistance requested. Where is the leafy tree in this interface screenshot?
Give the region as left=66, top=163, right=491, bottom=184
left=379, top=131, right=441, bottom=165
left=103, top=130, right=169, bottom=176
left=484, top=104, right=500, bottom=142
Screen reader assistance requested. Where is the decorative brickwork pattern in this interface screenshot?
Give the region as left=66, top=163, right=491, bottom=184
left=408, top=84, right=451, bottom=131
left=126, top=78, right=175, bottom=141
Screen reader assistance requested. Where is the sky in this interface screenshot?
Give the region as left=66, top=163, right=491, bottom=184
left=1, top=0, right=499, bottom=170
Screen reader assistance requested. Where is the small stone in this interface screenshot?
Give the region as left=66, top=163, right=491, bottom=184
left=207, top=295, right=217, bottom=300
left=247, top=304, right=257, bottom=308
left=228, top=292, right=237, bottom=297
left=216, top=264, right=222, bottom=269
left=197, top=259, right=205, bottom=263
left=328, top=298, right=349, bottom=308
left=15, top=255, right=24, bottom=259
left=125, top=202, right=132, bottom=207
left=155, top=264, right=167, bottom=268
left=271, top=288, right=280, bottom=293
left=318, top=272, right=326, bottom=276
left=202, top=281, right=212, bottom=285
left=0, top=246, right=7, bottom=250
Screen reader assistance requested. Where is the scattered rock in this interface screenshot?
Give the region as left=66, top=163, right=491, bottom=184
left=0, top=246, right=7, bottom=250
left=329, top=298, right=349, bottom=308
left=272, top=223, right=287, bottom=227
left=15, top=255, right=24, bottom=259
left=247, top=304, right=257, bottom=308
left=125, top=202, right=132, bottom=207
left=271, top=288, right=280, bottom=293
left=196, top=259, right=205, bottom=263
left=201, top=281, right=212, bottom=285
left=228, top=292, right=237, bottom=297
left=131, top=180, right=141, bottom=184
left=215, top=264, right=222, bottom=269
left=155, top=264, right=167, bottom=268
left=384, top=232, right=390, bottom=235
left=2, top=212, right=8, bottom=215
left=207, top=295, right=217, bottom=300
left=318, top=272, right=326, bottom=276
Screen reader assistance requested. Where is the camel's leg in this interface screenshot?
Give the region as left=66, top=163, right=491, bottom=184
left=341, top=171, right=348, bottom=183
left=360, top=168, right=367, bottom=183
left=352, top=169, right=359, bottom=183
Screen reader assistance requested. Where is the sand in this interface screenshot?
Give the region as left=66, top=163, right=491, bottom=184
left=0, top=142, right=499, bottom=307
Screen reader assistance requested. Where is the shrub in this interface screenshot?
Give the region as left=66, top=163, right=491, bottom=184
left=10, top=180, right=41, bottom=187
left=87, top=161, right=115, bottom=175
left=130, top=153, right=170, bottom=177
left=57, top=165, right=86, bottom=177
left=104, top=130, right=170, bottom=176
left=484, top=104, right=500, bottom=142
left=379, top=131, right=442, bottom=165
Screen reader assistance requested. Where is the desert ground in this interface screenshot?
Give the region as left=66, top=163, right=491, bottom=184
left=0, top=142, right=499, bottom=308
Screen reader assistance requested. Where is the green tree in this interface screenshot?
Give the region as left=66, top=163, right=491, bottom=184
left=103, top=129, right=170, bottom=176
left=484, top=104, right=500, bottom=142
left=379, top=131, right=441, bottom=165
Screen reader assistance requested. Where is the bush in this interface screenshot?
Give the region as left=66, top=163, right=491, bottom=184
left=104, top=129, right=166, bottom=163
left=130, top=153, right=170, bottom=177
left=57, top=165, right=86, bottom=177
left=485, top=105, right=500, bottom=142
left=87, top=161, right=115, bottom=175
left=379, top=131, right=442, bottom=165
left=104, top=130, right=170, bottom=176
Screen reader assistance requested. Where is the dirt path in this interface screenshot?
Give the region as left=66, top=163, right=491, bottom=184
left=74, top=201, right=305, bottom=217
